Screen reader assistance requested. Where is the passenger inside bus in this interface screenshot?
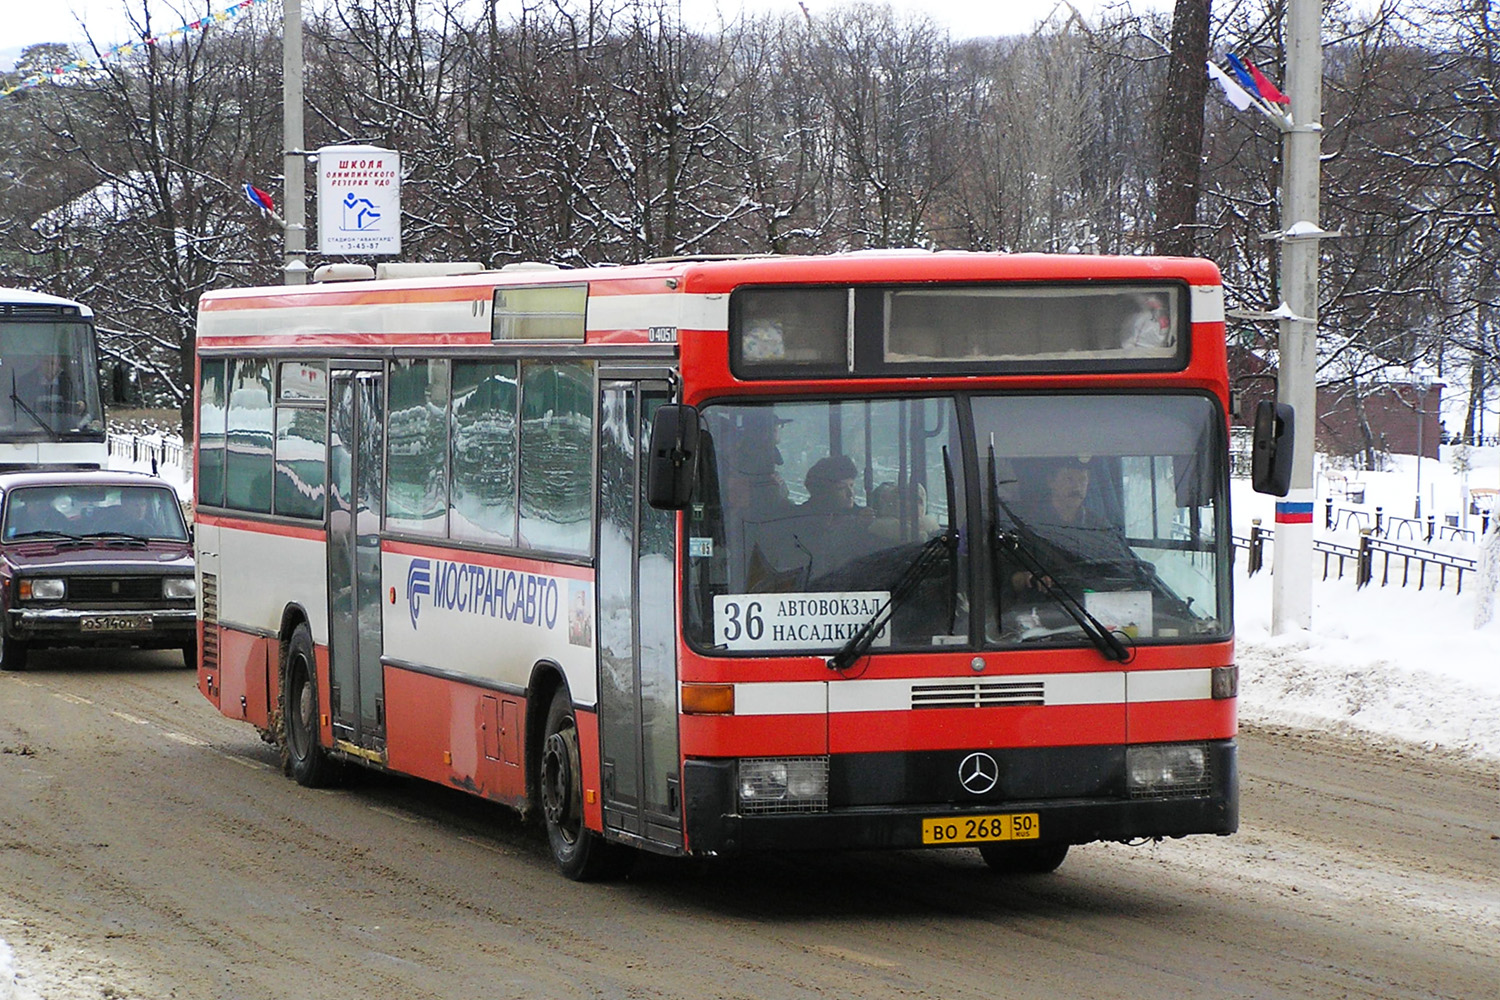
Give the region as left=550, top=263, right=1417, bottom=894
left=798, top=455, right=867, bottom=517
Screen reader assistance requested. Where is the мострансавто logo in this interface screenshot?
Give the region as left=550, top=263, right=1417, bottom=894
left=406, top=559, right=432, bottom=628
left=405, top=557, right=560, bottom=632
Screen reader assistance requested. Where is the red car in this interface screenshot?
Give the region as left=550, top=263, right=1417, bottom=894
left=0, top=470, right=196, bottom=670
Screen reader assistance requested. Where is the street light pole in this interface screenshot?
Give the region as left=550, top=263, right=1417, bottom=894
left=1270, top=0, right=1323, bottom=635
left=282, top=0, right=308, bottom=285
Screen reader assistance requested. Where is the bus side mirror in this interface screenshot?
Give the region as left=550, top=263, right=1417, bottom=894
left=647, top=404, right=701, bottom=510
left=1251, top=401, right=1294, bottom=497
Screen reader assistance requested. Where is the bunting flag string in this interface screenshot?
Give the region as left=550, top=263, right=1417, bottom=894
left=1, top=0, right=270, bottom=100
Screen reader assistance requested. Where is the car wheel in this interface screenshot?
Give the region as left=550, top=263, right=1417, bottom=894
left=539, top=688, right=635, bottom=881
left=281, top=623, right=336, bottom=787
left=180, top=633, right=197, bottom=670
left=0, top=634, right=28, bottom=671
left=978, top=840, right=1069, bottom=874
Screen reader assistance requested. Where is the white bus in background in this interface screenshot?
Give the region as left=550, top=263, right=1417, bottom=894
left=0, top=288, right=108, bottom=470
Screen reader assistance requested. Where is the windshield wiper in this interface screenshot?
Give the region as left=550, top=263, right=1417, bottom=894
left=986, top=443, right=1130, bottom=663
left=9, top=371, right=62, bottom=442
left=8, top=529, right=81, bottom=541
left=827, top=526, right=958, bottom=672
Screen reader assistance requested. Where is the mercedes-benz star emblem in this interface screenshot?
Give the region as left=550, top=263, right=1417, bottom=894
left=958, top=752, right=999, bottom=795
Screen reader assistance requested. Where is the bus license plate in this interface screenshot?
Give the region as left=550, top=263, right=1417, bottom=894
left=81, top=615, right=153, bottom=632
left=922, top=812, right=1039, bottom=845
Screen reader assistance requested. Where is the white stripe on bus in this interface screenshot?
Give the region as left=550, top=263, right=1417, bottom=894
left=1190, top=284, right=1224, bottom=324
left=706, top=668, right=1217, bottom=716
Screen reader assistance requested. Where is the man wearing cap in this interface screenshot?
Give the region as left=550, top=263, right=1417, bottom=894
left=800, top=454, right=864, bottom=516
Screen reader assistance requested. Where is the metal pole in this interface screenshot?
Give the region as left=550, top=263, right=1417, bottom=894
left=1414, top=384, right=1423, bottom=517
left=1270, top=0, right=1322, bottom=634
left=283, top=0, right=308, bottom=285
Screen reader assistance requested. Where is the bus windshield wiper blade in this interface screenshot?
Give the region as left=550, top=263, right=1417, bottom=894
left=986, top=444, right=1130, bottom=663
left=826, top=527, right=957, bottom=672
left=9, top=372, right=62, bottom=442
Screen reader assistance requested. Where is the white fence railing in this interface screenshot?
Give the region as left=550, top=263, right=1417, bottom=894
left=107, top=431, right=185, bottom=477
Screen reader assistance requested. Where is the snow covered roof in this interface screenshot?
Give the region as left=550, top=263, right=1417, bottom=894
left=0, top=286, right=92, bottom=318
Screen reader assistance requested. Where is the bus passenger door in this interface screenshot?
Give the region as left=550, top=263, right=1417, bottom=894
left=596, top=379, right=682, bottom=849
left=327, top=367, right=387, bottom=757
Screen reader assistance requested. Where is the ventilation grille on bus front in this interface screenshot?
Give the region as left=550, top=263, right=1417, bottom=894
left=910, top=680, right=1046, bottom=709
left=201, top=573, right=219, bottom=671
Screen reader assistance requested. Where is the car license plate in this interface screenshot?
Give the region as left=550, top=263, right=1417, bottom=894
left=81, top=615, right=153, bottom=632
left=921, top=812, right=1039, bottom=845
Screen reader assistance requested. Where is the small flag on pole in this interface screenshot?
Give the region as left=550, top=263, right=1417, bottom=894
left=243, top=183, right=275, bottom=213
left=1226, top=54, right=1292, bottom=107
left=1245, top=59, right=1290, bottom=105
left=1207, top=61, right=1254, bottom=111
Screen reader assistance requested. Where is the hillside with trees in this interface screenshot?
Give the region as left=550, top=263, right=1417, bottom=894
left=0, top=0, right=1494, bottom=447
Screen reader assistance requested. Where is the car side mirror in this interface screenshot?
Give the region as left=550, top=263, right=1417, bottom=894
left=647, top=404, right=701, bottom=510
left=1251, top=400, right=1294, bottom=497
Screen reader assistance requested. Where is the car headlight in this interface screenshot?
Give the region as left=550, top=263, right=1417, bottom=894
left=163, top=577, right=197, bottom=600
left=20, top=578, right=65, bottom=601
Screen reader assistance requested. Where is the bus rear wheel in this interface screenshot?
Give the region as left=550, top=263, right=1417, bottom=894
left=282, top=624, right=336, bottom=788
left=539, top=689, right=634, bottom=881
left=978, top=840, right=1069, bottom=874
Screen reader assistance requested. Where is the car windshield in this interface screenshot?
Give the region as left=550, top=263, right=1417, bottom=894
left=682, top=392, right=1228, bottom=656
left=2, top=484, right=188, bottom=541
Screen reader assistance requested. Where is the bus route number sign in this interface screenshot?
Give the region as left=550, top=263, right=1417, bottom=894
left=921, top=812, right=1040, bottom=845
left=712, top=592, right=891, bottom=651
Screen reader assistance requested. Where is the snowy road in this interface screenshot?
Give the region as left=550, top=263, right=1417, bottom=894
left=1, top=651, right=1497, bottom=1000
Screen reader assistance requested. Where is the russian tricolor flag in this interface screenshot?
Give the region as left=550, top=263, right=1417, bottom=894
left=1226, top=53, right=1291, bottom=106
left=243, top=183, right=275, bottom=214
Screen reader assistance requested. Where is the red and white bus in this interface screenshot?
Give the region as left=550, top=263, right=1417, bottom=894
left=192, top=252, right=1290, bottom=879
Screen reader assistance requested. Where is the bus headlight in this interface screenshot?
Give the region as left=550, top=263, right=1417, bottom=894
left=20, top=578, right=65, bottom=601
left=163, top=577, right=197, bottom=600
left=737, top=756, right=829, bottom=814
left=1126, top=744, right=1210, bottom=798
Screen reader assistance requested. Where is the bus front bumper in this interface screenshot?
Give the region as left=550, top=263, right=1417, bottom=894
left=682, top=739, right=1238, bottom=857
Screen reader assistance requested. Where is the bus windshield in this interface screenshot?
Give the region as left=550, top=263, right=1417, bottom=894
left=684, top=392, right=1228, bottom=655
left=0, top=317, right=106, bottom=436
left=977, top=393, right=1228, bottom=646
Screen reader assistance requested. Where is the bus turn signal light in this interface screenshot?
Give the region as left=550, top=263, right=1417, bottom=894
left=681, top=683, right=734, bottom=715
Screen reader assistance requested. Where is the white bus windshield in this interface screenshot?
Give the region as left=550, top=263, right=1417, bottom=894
left=0, top=318, right=106, bottom=438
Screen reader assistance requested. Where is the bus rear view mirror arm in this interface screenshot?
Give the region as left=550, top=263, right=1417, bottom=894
left=1251, top=401, right=1294, bottom=497
left=647, top=403, right=701, bottom=510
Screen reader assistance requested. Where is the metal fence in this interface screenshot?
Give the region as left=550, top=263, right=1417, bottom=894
left=106, top=432, right=185, bottom=476
left=1234, top=520, right=1480, bottom=594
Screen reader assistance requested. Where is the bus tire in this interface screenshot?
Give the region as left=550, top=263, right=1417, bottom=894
left=282, top=624, right=335, bottom=788
left=978, top=840, right=1069, bottom=874
left=539, top=688, right=634, bottom=881
left=0, top=635, right=28, bottom=671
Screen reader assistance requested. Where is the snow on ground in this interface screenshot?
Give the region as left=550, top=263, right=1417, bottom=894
left=0, top=939, right=15, bottom=1000
left=1234, top=444, right=1500, bottom=760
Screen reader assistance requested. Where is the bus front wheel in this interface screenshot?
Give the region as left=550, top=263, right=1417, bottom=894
left=978, top=840, right=1069, bottom=874
left=281, top=624, right=335, bottom=788
left=539, top=688, right=634, bottom=881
